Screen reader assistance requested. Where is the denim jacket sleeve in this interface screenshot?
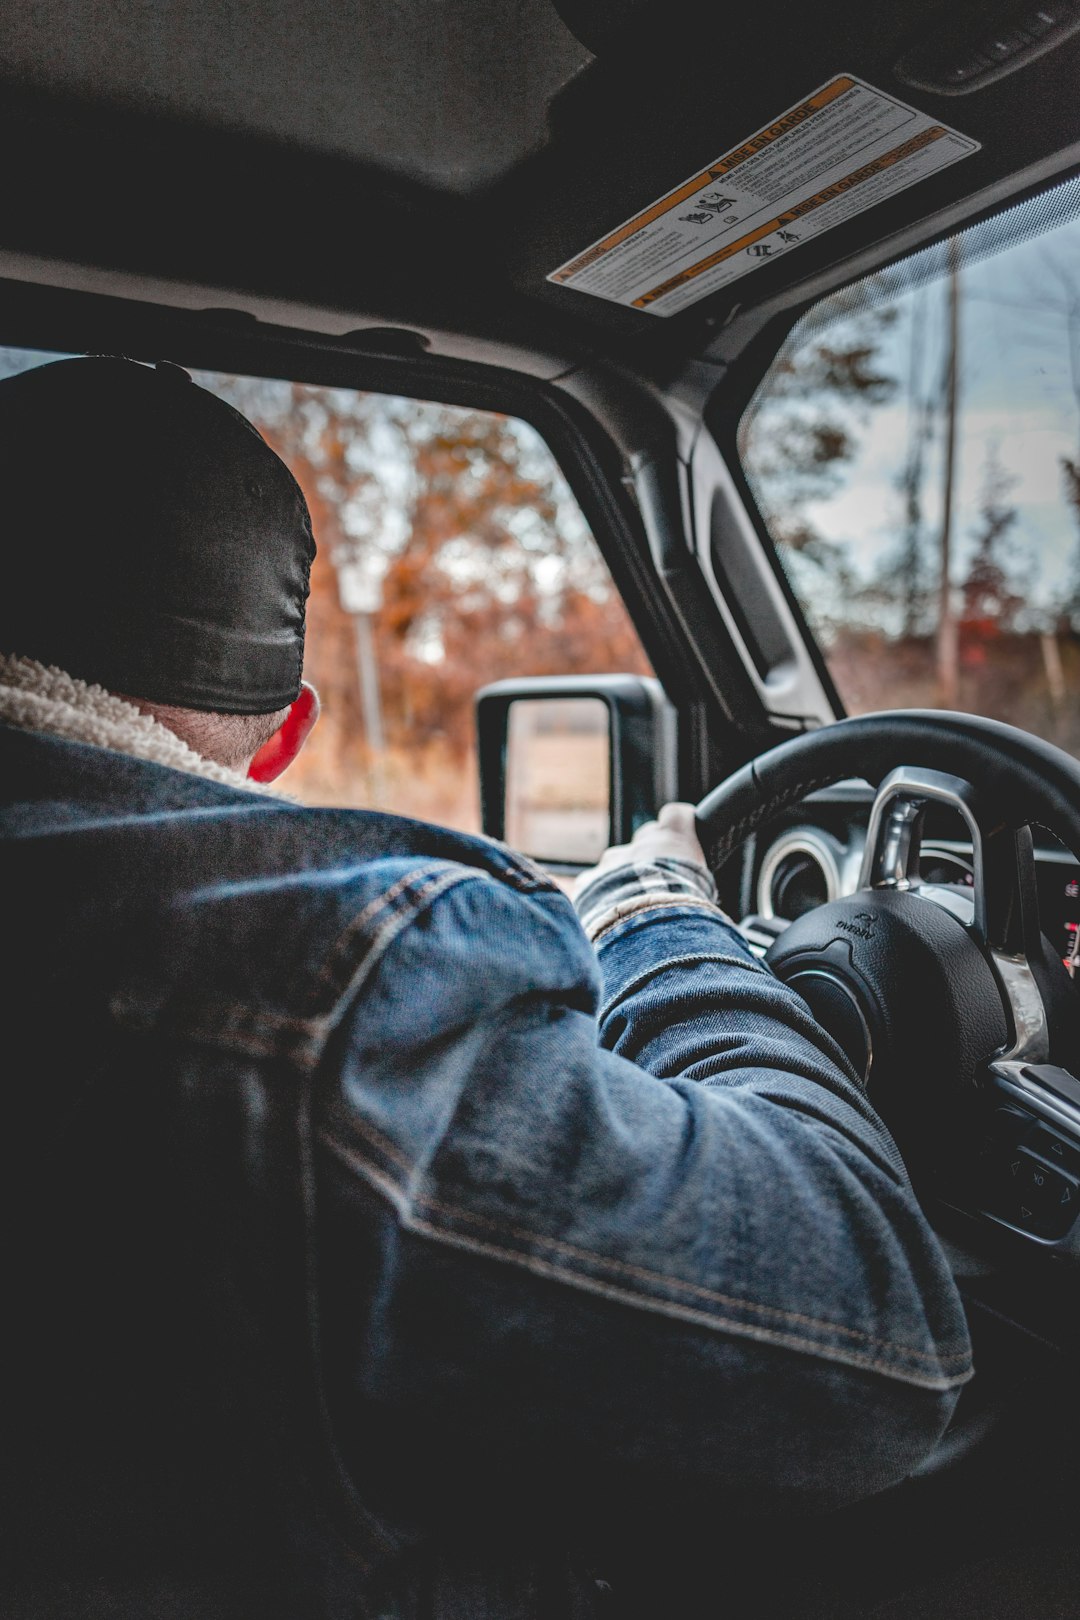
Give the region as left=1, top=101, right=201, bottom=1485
left=312, top=850, right=973, bottom=1516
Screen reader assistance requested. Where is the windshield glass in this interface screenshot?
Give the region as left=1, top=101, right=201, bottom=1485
left=740, top=176, right=1080, bottom=758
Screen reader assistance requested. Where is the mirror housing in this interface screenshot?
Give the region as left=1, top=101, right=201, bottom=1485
left=476, top=675, right=677, bottom=867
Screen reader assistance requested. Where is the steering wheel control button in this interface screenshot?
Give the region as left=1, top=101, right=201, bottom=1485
left=1025, top=1126, right=1080, bottom=1178
left=1012, top=1152, right=1057, bottom=1203
left=984, top=1147, right=1079, bottom=1238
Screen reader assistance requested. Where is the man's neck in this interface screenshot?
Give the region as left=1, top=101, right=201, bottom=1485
left=0, top=653, right=275, bottom=795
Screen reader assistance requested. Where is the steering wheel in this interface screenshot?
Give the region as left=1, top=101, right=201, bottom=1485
left=696, top=710, right=1080, bottom=1253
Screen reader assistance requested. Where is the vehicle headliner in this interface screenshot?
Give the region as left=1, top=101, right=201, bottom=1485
left=3, top=0, right=1079, bottom=399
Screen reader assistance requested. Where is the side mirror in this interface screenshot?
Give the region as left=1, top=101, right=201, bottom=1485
left=475, top=675, right=677, bottom=867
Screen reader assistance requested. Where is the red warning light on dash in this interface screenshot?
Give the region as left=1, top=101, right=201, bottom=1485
left=1066, top=878, right=1079, bottom=900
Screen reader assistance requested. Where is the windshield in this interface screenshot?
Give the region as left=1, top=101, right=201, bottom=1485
left=740, top=176, right=1080, bottom=759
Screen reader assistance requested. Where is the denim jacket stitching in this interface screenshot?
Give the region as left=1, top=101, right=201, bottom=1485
left=109, top=989, right=297, bottom=1051
left=320, top=1143, right=966, bottom=1387
left=482, top=841, right=560, bottom=894
left=413, top=1189, right=972, bottom=1367
left=404, top=1221, right=969, bottom=1391
left=309, top=864, right=479, bottom=1009
left=316, top=1125, right=971, bottom=1370
left=111, top=866, right=484, bottom=1063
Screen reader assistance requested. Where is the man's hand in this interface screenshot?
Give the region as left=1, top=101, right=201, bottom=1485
left=571, top=802, right=709, bottom=901
left=570, top=802, right=726, bottom=941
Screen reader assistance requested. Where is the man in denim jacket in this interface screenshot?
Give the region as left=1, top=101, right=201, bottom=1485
left=0, top=358, right=971, bottom=1618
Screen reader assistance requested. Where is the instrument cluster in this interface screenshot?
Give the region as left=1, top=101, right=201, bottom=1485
left=745, top=787, right=1080, bottom=974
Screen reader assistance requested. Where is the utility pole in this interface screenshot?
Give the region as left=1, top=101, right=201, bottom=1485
left=898, top=290, right=930, bottom=638
left=352, top=606, right=385, bottom=757
left=335, top=554, right=385, bottom=803
left=936, top=236, right=961, bottom=709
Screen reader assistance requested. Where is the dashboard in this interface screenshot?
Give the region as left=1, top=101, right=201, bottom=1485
left=736, top=781, right=1080, bottom=972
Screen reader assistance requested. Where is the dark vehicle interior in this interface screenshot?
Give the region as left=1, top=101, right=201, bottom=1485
left=6, top=2, right=1080, bottom=1615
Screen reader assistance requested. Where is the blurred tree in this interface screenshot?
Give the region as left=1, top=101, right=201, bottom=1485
left=863, top=287, right=938, bottom=640
left=960, top=446, right=1023, bottom=641
left=1037, top=248, right=1080, bottom=630
left=378, top=407, right=648, bottom=752
left=738, top=300, right=898, bottom=626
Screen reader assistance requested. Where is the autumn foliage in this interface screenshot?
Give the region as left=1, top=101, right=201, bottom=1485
left=200, top=376, right=649, bottom=827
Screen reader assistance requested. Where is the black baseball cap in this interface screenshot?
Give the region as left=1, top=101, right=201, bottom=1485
left=0, top=355, right=316, bottom=713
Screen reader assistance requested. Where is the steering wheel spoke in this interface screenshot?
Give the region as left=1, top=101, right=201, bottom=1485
left=859, top=766, right=1049, bottom=1065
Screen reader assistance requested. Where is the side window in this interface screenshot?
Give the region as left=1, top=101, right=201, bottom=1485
left=0, top=350, right=651, bottom=830
left=739, top=180, right=1080, bottom=760
left=201, top=377, right=651, bottom=829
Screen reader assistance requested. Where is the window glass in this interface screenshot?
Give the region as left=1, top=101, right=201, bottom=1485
left=0, top=349, right=650, bottom=829
left=740, top=177, right=1080, bottom=758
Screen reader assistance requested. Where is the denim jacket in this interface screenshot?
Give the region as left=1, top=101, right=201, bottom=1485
left=1, top=722, right=972, bottom=1619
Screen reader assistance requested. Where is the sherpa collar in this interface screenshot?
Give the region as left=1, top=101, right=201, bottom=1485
left=0, top=652, right=277, bottom=795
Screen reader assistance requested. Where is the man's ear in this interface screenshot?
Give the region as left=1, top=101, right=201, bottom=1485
left=248, top=681, right=320, bottom=783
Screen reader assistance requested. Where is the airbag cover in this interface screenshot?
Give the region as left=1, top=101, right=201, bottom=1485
left=767, top=888, right=1008, bottom=1167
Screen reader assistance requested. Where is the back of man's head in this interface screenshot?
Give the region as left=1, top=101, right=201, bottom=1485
left=0, top=356, right=316, bottom=767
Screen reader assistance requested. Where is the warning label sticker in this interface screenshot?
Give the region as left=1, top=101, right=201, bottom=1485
left=549, top=75, right=979, bottom=316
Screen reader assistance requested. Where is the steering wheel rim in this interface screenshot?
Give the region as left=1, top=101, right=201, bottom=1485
left=696, top=709, right=1080, bottom=874
left=696, top=712, right=1080, bottom=1201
